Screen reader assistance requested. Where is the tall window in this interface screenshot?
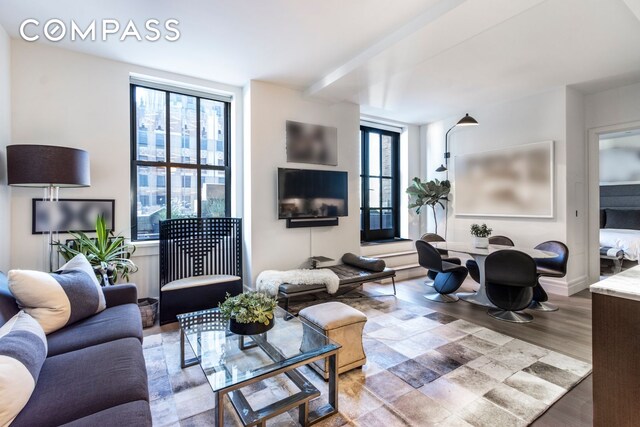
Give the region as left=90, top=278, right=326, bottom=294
left=131, top=83, right=231, bottom=241
left=360, top=125, right=400, bottom=242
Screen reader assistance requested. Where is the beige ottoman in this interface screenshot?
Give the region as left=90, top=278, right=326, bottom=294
left=299, top=301, right=367, bottom=380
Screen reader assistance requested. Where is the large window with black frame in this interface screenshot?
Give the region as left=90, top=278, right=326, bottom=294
left=360, top=125, right=400, bottom=242
left=130, top=83, right=231, bottom=241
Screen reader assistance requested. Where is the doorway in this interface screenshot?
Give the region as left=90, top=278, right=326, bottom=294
left=589, top=124, right=640, bottom=281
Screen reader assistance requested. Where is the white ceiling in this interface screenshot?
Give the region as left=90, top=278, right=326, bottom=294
left=1, top=0, right=640, bottom=124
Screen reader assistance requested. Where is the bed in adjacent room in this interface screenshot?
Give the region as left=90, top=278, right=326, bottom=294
left=599, top=185, right=640, bottom=270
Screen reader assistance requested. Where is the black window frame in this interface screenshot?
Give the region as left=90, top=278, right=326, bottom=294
left=360, top=125, right=401, bottom=242
left=130, top=83, right=232, bottom=241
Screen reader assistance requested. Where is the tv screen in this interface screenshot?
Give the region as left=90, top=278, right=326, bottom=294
left=278, top=168, right=348, bottom=219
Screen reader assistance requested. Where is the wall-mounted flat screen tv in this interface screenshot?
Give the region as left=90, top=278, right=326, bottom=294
left=278, top=168, right=348, bottom=219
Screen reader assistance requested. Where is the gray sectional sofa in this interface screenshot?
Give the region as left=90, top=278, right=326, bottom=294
left=0, top=272, right=151, bottom=426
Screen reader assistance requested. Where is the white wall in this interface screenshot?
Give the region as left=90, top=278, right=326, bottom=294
left=244, top=80, right=360, bottom=283
left=423, top=88, right=589, bottom=295
left=9, top=41, right=243, bottom=298
left=0, top=25, right=11, bottom=273
left=404, top=124, right=424, bottom=240
left=585, top=81, right=640, bottom=129
left=564, top=87, right=587, bottom=290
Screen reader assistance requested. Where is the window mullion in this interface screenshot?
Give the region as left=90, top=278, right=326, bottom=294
left=165, top=91, right=172, bottom=220
left=196, top=97, right=202, bottom=217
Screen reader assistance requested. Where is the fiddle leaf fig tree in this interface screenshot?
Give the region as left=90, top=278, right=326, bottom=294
left=406, top=177, right=451, bottom=235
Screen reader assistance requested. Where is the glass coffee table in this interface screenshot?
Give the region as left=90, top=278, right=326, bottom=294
left=177, top=306, right=340, bottom=427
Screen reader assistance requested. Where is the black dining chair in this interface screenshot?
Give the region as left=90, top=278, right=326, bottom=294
left=529, top=241, right=568, bottom=312
left=466, top=235, right=515, bottom=283
left=416, top=240, right=468, bottom=303
left=419, top=233, right=462, bottom=283
left=485, top=250, right=538, bottom=323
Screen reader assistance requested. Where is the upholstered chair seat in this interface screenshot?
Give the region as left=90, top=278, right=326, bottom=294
left=416, top=240, right=468, bottom=303
left=419, top=233, right=461, bottom=282
left=530, top=241, right=569, bottom=312
left=485, top=250, right=538, bottom=323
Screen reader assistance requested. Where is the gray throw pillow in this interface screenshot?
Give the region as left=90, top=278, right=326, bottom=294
left=342, top=253, right=386, bottom=272
left=0, top=311, right=48, bottom=425
left=604, top=209, right=640, bottom=231
left=8, top=254, right=106, bottom=334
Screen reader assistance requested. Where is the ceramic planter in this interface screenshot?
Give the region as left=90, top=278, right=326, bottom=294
left=229, top=317, right=275, bottom=335
left=473, top=236, right=489, bottom=249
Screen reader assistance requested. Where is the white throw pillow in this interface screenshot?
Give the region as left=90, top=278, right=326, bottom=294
left=0, top=311, right=48, bottom=426
left=8, top=254, right=106, bottom=334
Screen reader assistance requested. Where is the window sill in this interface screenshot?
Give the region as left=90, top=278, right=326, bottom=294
left=360, top=237, right=411, bottom=247
left=132, top=240, right=159, bottom=257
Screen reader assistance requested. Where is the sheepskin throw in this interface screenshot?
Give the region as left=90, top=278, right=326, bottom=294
left=256, top=269, right=340, bottom=297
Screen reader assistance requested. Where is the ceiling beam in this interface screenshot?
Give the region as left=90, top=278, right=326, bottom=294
left=622, top=0, right=640, bottom=22
left=305, top=0, right=467, bottom=96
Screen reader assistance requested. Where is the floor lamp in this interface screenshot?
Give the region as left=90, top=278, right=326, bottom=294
left=7, top=145, right=91, bottom=272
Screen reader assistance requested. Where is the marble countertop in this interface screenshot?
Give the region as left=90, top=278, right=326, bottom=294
left=590, top=265, right=640, bottom=302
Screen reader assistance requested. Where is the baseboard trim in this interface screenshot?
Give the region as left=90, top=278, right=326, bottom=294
left=541, top=275, right=588, bottom=296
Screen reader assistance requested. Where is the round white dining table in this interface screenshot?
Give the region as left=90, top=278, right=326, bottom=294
left=431, top=242, right=557, bottom=308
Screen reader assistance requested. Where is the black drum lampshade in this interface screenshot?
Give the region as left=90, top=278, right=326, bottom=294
left=7, top=145, right=91, bottom=188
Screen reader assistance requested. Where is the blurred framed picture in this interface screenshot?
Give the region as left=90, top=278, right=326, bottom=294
left=454, top=141, right=554, bottom=218
left=32, top=199, right=115, bottom=234
left=286, top=120, right=338, bottom=166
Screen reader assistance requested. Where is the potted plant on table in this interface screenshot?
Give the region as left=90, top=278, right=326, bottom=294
left=219, top=292, right=278, bottom=335
left=470, top=223, right=492, bottom=248
left=406, top=177, right=451, bottom=235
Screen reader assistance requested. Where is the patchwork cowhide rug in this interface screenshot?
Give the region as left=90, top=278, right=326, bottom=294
left=144, top=295, right=591, bottom=427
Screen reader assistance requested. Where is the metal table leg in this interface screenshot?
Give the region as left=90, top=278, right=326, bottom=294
left=181, top=328, right=200, bottom=368
left=456, top=254, right=496, bottom=308
left=328, top=352, right=338, bottom=412
left=215, top=391, right=225, bottom=427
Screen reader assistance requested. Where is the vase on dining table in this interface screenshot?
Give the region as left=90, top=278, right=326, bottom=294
left=472, top=236, right=489, bottom=249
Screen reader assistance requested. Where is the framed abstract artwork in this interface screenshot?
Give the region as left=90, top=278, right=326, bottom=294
left=454, top=141, right=554, bottom=218
left=286, top=120, right=338, bottom=166
left=32, top=198, right=115, bottom=234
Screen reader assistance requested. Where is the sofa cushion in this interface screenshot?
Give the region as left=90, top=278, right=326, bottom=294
left=11, top=337, right=148, bottom=427
left=0, top=311, right=48, bottom=426
left=161, top=274, right=242, bottom=292
left=8, top=255, right=106, bottom=334
left=47, top=304, right=143, bottom=357
left=59, top=400, right=151, bottom=427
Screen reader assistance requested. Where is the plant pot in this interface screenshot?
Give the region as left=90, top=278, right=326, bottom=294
left=138, top=298, right=159, bottom=328
left=472, top=236, right=489, bottom=249
left=229, top=317, right=275, bottom=335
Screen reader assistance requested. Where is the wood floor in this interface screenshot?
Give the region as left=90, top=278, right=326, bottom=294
left=368, top=276, right=594, bottom=427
